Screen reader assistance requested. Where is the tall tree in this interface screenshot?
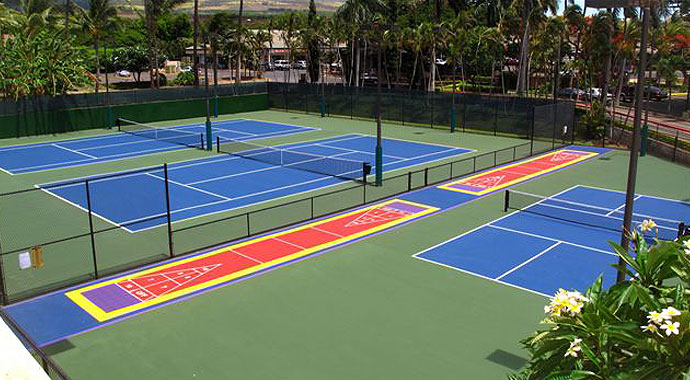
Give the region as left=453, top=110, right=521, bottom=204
left=306, top=0, right=321, bottom=83
left=80, top=0, right=117, bottom=93
left=236, top=0, right=244, bottom=84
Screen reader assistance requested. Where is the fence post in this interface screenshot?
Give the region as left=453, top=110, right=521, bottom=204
left=513, top=146, right=516, bottom=161
left=246, top=213, right=251, bottom=236
left=552, top=102, right=558, bottom=150
left=310, top=197, right=314, bottom=219
left=673, top=131, right=679, bottom=162
left=0, top=220, right=7, bottom=305
left=401, top=94, right=405, bottom=125
left=530, top=106, right=536, bottom=156
left=462, top=95, right=467, bottom=132
left=424, top=168, right=429, bottom=187
left=493, top=97, right=498, bottom=136
left=163, top=164, right=174, bottom=258
left=408, top=172, right=412, bottom=191
left=503, top=190, right=510, bottom=212
left=363, top=181, right=367, bottom=205
left=85, top=180, right=99, bottom=279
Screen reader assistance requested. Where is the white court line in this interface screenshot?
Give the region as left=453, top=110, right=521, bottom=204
left=413, top=255, right=552, bottom=298
left=536, top=200, right=680, bottom=229
left=187, top=151, right=357, bottom=186
left=495, top=242, right=562, bottom=280
left=5, top=122, right=315, bottom=174
left=35, top=185, right=136, bottom=233
left=273, top=237, right=307, bottom=250
left=12, top=144, right=182, bottom=174
left=311, top=226, right=344, bottom=238
left=125, top=139, right=480, bottom=231
left=605, top=195, right=641, bottom=216
left=576, top=184, right=690, bottom=207
left=52, top=144, right=98, bottom=159
left=230, top=249, right=264, bottom=264
left=187, top=165, right=281, bottom=185
left=411, top=185, right=581, bottom=297
left=145, top=173, right=232, bottom=201
left=487, top=224, right=617, bottom=257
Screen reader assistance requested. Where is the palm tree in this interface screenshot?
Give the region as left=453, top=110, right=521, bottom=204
left=80, top=0, right=117, bottom=93
left=513, top=0, right=557, bottom=95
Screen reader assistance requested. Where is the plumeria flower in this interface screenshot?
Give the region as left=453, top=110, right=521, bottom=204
left=647, top=311, right=665, bottom=324
left=641, top=324, right=658, bottom=333
left=638, top=219, right=657, bottom=232
left=684, top=240, right=690, bottom=250
left=684, top=247, right=690, bottom=256
left=564, top=338, right=582, bottom=357
left=662, top=307, right=681, bottom=319
left=660, top=320, right=680, bottom=336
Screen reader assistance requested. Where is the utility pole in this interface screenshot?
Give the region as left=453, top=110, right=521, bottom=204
left=617, top=1, right=652, bottom=282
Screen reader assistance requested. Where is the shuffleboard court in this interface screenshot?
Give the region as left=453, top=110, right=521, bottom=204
left=414, top=185, right=689, bottom=297
left=41, top=134, right=472, bottom=231
left=438, top=149, right=598, bottom=195
left=4, top=199, right=437, bottom=345
left=0, top=119, right=316, bottom=174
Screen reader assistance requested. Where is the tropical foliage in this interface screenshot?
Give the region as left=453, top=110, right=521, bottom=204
left=511, top=223, right=690, bottom=379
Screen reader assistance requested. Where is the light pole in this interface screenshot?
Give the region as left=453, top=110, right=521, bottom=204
left=203, top=32, right=213, bottom=151
left=586, top=0, right=654, bottom=283
left=361, top=23, right=398, bottom=186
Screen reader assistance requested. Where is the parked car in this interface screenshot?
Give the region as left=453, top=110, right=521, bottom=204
left=293, top=60, right=307, bottom=70
left=362, top=72, right=378, bottom=85
left=584, top=87, right=613, bottom=103
left=557, top=87, right=585, bottom=100
left=619, top=85, right=669, bottom=102
left=274, top=59, right=290, bottom=70
left=180, top=66, right=193, bottom=72
left=116, top=70, right=131, bottom=77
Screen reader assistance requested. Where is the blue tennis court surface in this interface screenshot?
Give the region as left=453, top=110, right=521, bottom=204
left=0, top=119, right=316, bottom=174
left=42, top=134, right=472, bottom=231
left=414, top=185, right=689, bottom=297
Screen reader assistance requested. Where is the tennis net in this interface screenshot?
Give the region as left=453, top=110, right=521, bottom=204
left=216, top=136, right=367, bottom=182
left=504, top=189, right=680, bottom=241
left=117, top=118, right=205, bottom=150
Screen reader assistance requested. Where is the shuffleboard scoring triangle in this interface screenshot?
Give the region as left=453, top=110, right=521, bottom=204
left=465, top=174, right=505, bottom=188
left=345, top=205, right=410, bottom=227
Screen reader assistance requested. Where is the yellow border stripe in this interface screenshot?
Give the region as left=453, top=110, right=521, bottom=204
left=67, top=199, right=439, bottom=322
left=437, top=149, right=599, bottom=195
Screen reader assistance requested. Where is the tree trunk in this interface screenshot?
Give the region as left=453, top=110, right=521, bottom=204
left=236, top=0, right=244, bottom=85
left=429, top=46, right=436, bottom=92
left=516, top=19, right=531, bottom=95
left=354, top=39, right=360, bottom=87
left=193, top=0, right=199, bottom=86
left=409, top=52, right=418, bottom=90
left=146, top=0, right=155, bottom=89
left=94, top=39, right=100, bottom=94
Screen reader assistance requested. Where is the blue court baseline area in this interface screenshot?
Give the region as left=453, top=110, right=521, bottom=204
left=0, top=119, right=316, bottom=174
left=415, top=185, right=689, bottom=297
left=42, top=134, right=473, bottom=232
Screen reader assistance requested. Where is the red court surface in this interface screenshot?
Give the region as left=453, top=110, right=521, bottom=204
left=437, top=149, right=599, bottom=195
left=66, top=199, right=438, bottom=321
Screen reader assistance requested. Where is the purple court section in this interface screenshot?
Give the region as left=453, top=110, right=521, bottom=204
left=387, top=201, right=428, bottom=213
left=82, top=284, right=140, bottom=313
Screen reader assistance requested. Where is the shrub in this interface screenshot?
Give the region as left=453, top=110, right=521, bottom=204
left=511, top=224, right=690, bottom=379
left=174, top=71, right=195, bottom=86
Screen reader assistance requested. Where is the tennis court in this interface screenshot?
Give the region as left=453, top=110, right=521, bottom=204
left=41, top=134, right=472, bottom=231
left=0, top=119, right=316, bottom=174
left=414, top=185, right=689, bottom=296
